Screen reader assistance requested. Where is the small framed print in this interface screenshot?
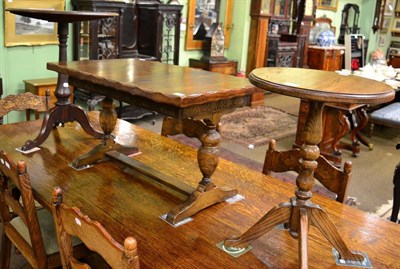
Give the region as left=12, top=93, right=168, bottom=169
left=379, top=35, right=386, bottom=47
left=381, top=16, right=392, bottom=34
left=317, top=0, right=338, bottom=12
left=4, top=0, right=65, bottom=47
left=385, top=0, right=395, bottom=15
left=392, top=18, right=400, bottom=33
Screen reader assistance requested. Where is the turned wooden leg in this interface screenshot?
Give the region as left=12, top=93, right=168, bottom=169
left=71, top=97, right=138, bottom=168
left=163, top=117, right=237, bottom=224
left=22, top=23, right=103, bottom=151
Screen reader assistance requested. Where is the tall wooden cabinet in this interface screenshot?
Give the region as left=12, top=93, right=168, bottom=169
left=246, top=0, right=315, bottom=75
left=72, top=0, right=141, bottom=60
left=137, top=1, right=182, bottom=65
left=72, top=0, right=182, bottom=64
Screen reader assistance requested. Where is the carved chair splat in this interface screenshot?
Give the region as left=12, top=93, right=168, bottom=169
left=52, top=187, right=140, bottom=269
left=263, top=139, right=351, bottom=203
left=0, top=88, right=51, bottom=124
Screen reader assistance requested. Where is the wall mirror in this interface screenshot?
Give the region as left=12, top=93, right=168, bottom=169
left=185, top=0, right=233, bottom=50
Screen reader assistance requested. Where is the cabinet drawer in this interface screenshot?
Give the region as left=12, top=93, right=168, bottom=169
left=209, top=64, right=237, bottom=75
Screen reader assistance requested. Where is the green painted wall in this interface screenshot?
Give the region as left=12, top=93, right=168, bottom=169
left=0, top=0, right=388, bottom=123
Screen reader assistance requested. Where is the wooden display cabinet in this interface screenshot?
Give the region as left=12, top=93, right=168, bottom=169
left=246, top=0, right=315, bottom=75
left=308, top=46, right=345, bottom=71
left=137, top=1, right=183, bottom=65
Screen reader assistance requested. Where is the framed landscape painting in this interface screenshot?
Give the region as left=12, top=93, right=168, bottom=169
left=4, top=0, right=65, bottom=47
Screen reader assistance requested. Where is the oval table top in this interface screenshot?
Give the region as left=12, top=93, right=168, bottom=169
left=5, top=8, right=118, bottom=23
left=249, top=67, right=395, bottom=105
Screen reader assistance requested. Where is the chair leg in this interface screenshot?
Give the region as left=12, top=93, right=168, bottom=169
left=1, top=230, right=12, bottom=269
left=390, top=163, right=400, bottom=223
left=368, top=123, right=374, bottom=138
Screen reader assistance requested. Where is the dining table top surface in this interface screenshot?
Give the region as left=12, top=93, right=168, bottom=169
left=1, top=112, right=399, bottom=268
left=47, top=59, right=259, bottom=108
left=249, top=67, right=395, bottom=105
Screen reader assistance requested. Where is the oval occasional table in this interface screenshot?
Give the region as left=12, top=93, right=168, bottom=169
left=223, top=67, right=395, bottom=268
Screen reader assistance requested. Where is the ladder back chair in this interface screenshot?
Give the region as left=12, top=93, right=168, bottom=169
left=0, top=150, right=87, bottom=269
left=52, top=187, right=140, bottom=269
left=263, top=139, right=351, bottom=203
left=0, top=77, right=50, bottom=124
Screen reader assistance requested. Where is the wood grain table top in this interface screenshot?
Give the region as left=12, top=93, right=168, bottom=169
left=250, top=67, right=395, bottom=105
left=1, top=113, right=399, bottom=268
left=47, top=59, right=259, bottom=108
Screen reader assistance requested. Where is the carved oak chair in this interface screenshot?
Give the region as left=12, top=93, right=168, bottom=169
left=0, top=82, right=51, bottom=124
left=0, top=151, right=88, bottom=268
left=52, top=186, right=140, bottom=269
left=263, top=139, right=351, bottom=203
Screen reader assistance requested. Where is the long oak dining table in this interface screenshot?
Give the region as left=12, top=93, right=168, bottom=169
left=1, top=112, right=399, bottom=268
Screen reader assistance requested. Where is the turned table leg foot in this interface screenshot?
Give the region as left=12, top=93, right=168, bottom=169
left=70, top=97, right=138, bottom=169
left=162, top=116, right=237, bottom=224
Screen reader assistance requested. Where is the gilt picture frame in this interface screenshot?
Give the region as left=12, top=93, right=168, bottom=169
left=317, top=0, right=338, bottom=11
left=385, top=0, right=395, bottom=15
left=4, top=0, right=65, bottom=47
left=392, top=17, right=400, bottom=33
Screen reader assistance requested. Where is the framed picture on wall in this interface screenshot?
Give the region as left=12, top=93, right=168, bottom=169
left=392, top=18, right=400, bottom=33
left=317, top=0, right=338, bottom=11
left=4, top=0, right=65, bottom=47
left=381, top=16, right=392, bottom=33
left=379, top=35, right=386, bottom=47
left=385, top=0, right=395, bottom=15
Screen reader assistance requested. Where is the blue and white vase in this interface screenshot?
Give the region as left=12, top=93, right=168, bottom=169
left=317, top=30, right=335, bottom=47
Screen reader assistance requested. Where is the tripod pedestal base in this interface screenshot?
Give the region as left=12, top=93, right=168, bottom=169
left=22, top=104, right=103, bottom=151
left=223, top=197, right=364, bottom=268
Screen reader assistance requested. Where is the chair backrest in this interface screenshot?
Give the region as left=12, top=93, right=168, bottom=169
left=0, top=89, right=50, bottom=124
left=262, top=139, right=351, bottom=203
left=0, top=150, right=48, bottom=268
left=52, top=187, right=140, bottom=269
